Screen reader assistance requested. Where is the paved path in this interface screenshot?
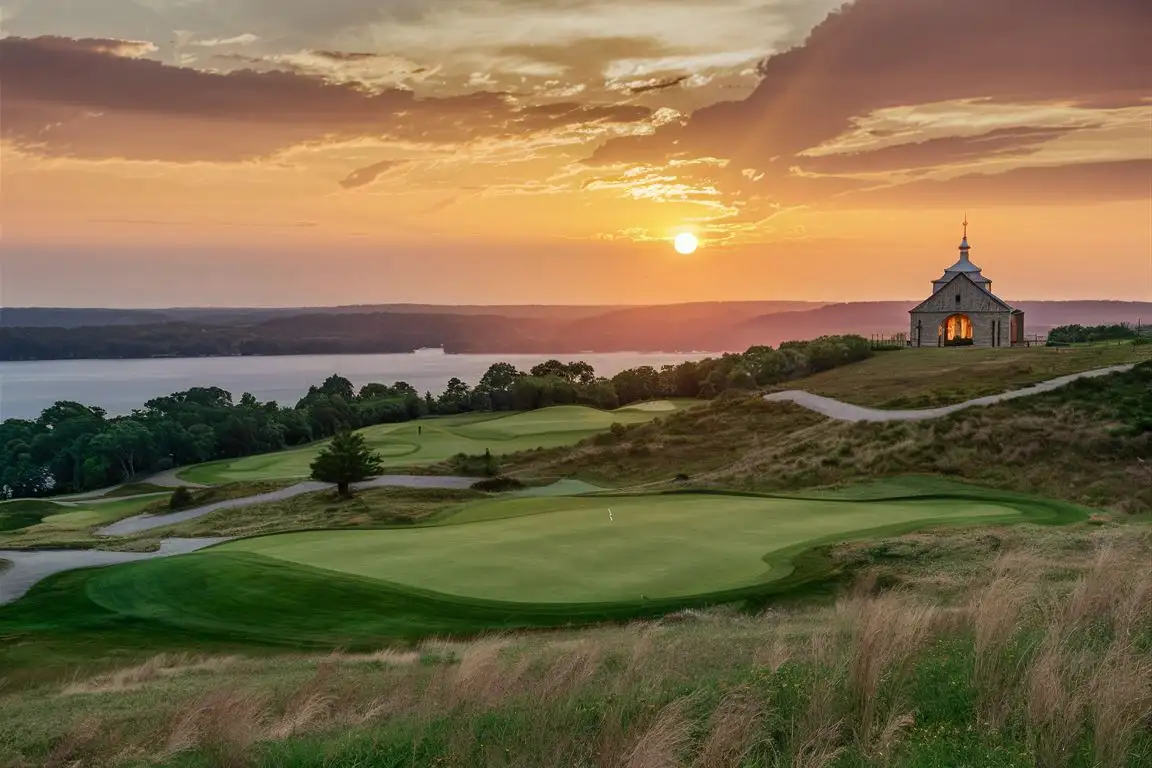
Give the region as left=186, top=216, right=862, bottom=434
left=0, top=538, right=229, bottom=606
left=764, top=364, right=1135, bottom=423
left=97, top=475, right=476, bottom=536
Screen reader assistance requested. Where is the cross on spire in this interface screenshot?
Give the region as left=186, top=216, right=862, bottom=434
left=962, top=213, right=968, bottom=239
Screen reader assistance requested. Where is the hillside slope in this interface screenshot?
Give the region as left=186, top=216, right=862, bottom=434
left=511, top=361, right=1152, bottom=513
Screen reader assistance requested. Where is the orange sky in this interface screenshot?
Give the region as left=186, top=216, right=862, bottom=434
left=1, top=0, right=1150, bottom=306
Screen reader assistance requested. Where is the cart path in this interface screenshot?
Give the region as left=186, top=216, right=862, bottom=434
left=0, top=538, right=229, bottom=606
left=97, top=475, right=477, bottom=536
left=764, top=364, right=1135, bottom=423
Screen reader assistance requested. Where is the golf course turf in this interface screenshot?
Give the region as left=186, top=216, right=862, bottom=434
left=0, top=483, right=1088, bottom=670
left=178, top=402, right=694, bottom=484
left=223, top=494, right=1031, bottom=602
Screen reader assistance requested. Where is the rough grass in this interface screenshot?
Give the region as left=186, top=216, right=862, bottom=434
left=781, top=342, right=1151, bottom=408
left=101, top=482, right=172, bottom=498
left=147, top=486, right=484, bottom=539
left=2, top=523, right=1148, bottom=768
left=505, top=395, right=825, bottom=486
left=518, top=363, right=1152, bottom=514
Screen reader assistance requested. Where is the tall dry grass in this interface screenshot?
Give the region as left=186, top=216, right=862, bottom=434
left=693, top=686, right=764, bottom=768
left=970, top=557, right=1036, bottom=727
left=841, top=591, right=938, bottom=756
left=622, top=696, right=694, bottom=768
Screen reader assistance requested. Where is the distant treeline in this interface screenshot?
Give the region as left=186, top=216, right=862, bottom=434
left=1047, top=323, right=1147, bottom=345
left=0, top=336, right=872, bottom=498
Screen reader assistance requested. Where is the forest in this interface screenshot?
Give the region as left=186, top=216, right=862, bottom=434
left=0, top=335, right=874, bottom=498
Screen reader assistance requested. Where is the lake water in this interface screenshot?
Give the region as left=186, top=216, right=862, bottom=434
left=0, top=352, right=715, bottom=421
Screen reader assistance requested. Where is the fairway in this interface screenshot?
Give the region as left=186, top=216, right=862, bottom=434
left=179, top=402, right=693, bottom=484
left=222, top=493, right=1027, bottom=602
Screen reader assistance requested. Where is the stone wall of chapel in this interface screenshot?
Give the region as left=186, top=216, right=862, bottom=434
left=910, top=310, right=1014, bottom=348
left=916, top=276, right=1007, bottom=314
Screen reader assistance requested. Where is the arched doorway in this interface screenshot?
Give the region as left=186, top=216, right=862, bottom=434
left=940, top=313, right=973, bottom=346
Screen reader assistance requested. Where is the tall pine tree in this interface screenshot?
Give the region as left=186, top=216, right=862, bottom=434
left=309, top=431, right=383, bottom=497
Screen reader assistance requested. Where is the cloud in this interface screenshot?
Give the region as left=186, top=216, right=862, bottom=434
left=186, top=33, right=260, bottom=48
left=588, top=0, right=1151, bottom=210
left=339, top=159, right=409, bottom=189
left=800, top=126, right=1090, bottom=175
left=622, top=75, right=690, bottom=95
left=0, top=36, right=652, bottom=162
left=841, top=159, right=1152, bottom=208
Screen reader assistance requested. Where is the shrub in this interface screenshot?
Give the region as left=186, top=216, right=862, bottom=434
left=168, top=486, right=195, bottom=510
left=471, top=476, right=525, bottom=493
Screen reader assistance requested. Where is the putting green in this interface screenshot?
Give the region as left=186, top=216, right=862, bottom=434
left=179, top=402, right=694, bottom=485
left=221, top=493, right=1028, bottom=603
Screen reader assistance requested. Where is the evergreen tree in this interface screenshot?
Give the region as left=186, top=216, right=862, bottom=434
left=309, top=431, right=383, bottom=497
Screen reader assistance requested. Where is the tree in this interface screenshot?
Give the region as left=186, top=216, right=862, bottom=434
left=309, top=431, right=384, bottom=497
left=478, top=362, right=523, bottom=392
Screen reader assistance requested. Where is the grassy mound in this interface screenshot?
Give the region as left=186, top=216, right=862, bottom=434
left=0, top=500, right=62, bottom=532
left=0, top=495, right=168, bottom=539
left=179, top=402, right=695, bottom=485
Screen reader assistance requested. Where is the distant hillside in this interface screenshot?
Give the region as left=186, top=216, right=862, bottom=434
left=0, top=301, right=822, bottom=329
left=0, top=308, right=173, bottom=329
left=1, top=300, right=1147, bottom=360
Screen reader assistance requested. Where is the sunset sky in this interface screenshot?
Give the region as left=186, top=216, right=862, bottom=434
left=2, top=0, right=1149, bottom=307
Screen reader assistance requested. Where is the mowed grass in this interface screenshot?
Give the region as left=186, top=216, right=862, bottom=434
left=787, top=342, right=1152, bottom=408
left=179, top=401, right=695, bottom=485
left=221, top=493, right=1034, bottom=602
left=0, top=482, right=1089, bottom=690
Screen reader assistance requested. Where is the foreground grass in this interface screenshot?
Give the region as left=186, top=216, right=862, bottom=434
left=520, top=363, right=1152, bottom=513
left=2, top=522, right=1148, bottom=768
left=784, top=342, right=1151, bottom=408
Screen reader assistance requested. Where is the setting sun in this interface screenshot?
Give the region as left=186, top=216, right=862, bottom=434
left=673, top=232, right=699, bottom=255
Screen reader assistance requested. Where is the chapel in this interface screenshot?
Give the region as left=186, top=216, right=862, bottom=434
left=909, top=219, right=1024, bottom=348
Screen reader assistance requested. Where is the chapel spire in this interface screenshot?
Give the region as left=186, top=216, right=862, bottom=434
left=959, top=214, right=971, bottom=263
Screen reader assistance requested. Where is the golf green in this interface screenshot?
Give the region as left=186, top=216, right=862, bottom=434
left=179, top=402, right=694, bottom=484
left=221, top=493, right=1027, bottom=602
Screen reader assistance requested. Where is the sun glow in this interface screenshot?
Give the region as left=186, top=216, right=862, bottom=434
left=673, top=232, right=699, bottom=255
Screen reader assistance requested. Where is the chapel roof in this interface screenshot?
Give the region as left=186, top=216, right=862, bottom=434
left=934, top=218, right=990, bottom=284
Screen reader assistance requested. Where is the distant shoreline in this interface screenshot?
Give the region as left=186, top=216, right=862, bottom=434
left=0, top=349, right=728, bottom=364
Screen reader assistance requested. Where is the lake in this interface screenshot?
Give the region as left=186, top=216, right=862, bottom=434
left=0, top=352, right=716, bottom=420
